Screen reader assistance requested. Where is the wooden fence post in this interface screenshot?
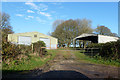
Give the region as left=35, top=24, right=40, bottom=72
left=32, top=44, right=33, bottom=53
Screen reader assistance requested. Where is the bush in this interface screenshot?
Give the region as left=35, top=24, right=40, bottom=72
left=2, top=41, right=22, bottom=62
left=19, top=44, right=32, bottom=54
left=2, top=40, right=47, bottom=65
left=87, top=40, right=120, bottom=60
left=32, top=41, right=47, bottom=56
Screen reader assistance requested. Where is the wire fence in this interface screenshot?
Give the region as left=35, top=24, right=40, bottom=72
left=72, top=48, right=100, bottom=57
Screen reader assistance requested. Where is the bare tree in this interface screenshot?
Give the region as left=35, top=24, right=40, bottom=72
left=0, top=12, right=14, bottom=42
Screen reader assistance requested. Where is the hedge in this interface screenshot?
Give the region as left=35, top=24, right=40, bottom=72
left=2, top=41, right=22, bottom=61
left=87, top=40, right=120, bottom=60
left=2, top=41, right=47, bottom=63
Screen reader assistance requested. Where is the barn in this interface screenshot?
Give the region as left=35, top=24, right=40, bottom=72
left=73, top=33, right=119, bottom=47
left=8, top=32, right=58, bottom=49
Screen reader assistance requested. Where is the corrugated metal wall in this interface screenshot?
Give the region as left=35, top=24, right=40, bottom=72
left=98, top=35, right=119, bottom=43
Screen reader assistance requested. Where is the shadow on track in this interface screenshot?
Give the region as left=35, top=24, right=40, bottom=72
left=36, top=70, right=91, bottom=80
left=2, top=70, right=91, bottom=80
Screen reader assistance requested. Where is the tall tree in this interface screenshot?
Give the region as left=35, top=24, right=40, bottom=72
left=52, top=19, right=79, bottom=47
left=95, top=25, right=118, bottom=37
left=75, top=18, right=93, bottom=48
left=52, top=19, right=64, bottom=32
left=110, top=33, right=119, bottom=37
left=0, top=12, right=14, bottom=42
left=75, top=18, right=93, bottom=35
left=95, top=25, right=111, bottom=35
left=52, top=19, right=93, bottom=47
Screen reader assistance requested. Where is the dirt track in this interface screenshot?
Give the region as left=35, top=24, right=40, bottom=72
left=2, top=50, right=120, bottom=80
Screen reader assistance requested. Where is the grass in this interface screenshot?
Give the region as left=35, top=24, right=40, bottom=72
left=74, top=51, right=120, bottom=67
left=2, top=49, right=120, bottom=74
left=57, top=47, right=73, bottom=50
left=2, top=50, right=57, bottom=72
left=62, top=51, right=71, bottom=60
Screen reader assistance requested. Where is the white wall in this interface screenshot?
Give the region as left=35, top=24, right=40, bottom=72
left=51, top=44, right=57, bottom=49
left=98, top=35, right=119, bottom=43
left=18, top=36, right=32, bottom=45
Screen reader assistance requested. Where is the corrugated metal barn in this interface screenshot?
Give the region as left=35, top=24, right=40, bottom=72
left=8, top=32, right=58, bottom=49
left=73, top=33, right=119, bottom=45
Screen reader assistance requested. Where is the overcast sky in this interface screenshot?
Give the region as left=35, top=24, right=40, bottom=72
left=2, top=2, right=118, bottom=35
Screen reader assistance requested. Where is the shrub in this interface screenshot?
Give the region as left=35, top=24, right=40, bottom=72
left=32, top=41, right=47, bottom=57
left=2, top=40, right=47, bottom=64
left=2, top=41, right=22, bottom=62
left=19, top=44, right=32, bottom=54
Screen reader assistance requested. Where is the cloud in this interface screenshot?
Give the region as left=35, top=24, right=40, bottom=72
left=27, top=10, right=35, bottom=13
left=39, top=12, right=51, bottom=17
left=25, top=2, right=38, bottom=10
left=25, top=2, right=48, bottom=11
left=36, top=17, right=46, bottom=24
left=28, top=16, right=34, bottom=18
left=25, top=16, right=34, bottom=20
left=39, top=12, right=52, bottom=19
left=16, top=14, right=24, bottom=17
left=25, top=2, right=52, bottom=19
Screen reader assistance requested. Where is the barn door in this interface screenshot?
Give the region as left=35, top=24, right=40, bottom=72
left=40, top=38, right=50, bottom=49
left=18, top=36, right=31, bottom=45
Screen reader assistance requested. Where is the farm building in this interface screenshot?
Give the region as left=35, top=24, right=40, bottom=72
left=8, top=32, right=58, bottom=49
left=73, top=33, right=119, bottom=47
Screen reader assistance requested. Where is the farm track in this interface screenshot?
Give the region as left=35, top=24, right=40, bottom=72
left=2, top=50, right=120, bottom=80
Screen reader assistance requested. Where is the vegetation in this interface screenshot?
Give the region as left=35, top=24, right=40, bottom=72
left=1, top=12, right=51, bottom=71
left=95, top=25, right=118, bottom=37
left=1, top=12, right=120, bottom=74
left=2, top=50, right=56, bottom=71
left=2, top=42, right=22, bottom=62
left=87, top=40, right=120, bottom=61
left=51, top=18, right=93, bottom=47
left=32, top=41, right=46, bottom=56
left=0, top=12, right=14, bottom=42
left=74, top=51, right=120, bottom=67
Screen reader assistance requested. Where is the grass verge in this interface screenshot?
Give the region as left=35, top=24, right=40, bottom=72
left=74, top=51, right=120, bottom=67
left=2, top=50, right=57, bottom=73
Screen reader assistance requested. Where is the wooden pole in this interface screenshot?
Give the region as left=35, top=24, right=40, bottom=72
left=50, top=39, right=51, bottom=49
left=32, top=44, right=33, bottom=53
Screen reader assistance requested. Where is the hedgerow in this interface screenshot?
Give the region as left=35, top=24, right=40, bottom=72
left=2, top=41, right=22, bottom=62
left=2, top=41, right=47, bottom=64
left=87, top=40, right=120, bottom=60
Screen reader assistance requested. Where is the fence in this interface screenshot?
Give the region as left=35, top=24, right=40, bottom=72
left=73, top=48, right=100, bottom=57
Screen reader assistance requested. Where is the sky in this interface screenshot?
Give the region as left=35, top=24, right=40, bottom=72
left=2, top=2, right=118, bottom=35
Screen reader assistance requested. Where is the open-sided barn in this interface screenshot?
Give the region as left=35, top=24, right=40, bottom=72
left=8, top=32, right=58, bottom=49
left=73, top=33, right=119, bottom=43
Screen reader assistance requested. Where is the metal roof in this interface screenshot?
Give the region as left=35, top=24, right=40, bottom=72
left=73, top=33, right=97, bottom=40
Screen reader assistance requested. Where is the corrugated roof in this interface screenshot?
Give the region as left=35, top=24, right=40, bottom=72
left=73, top=33, right=97, bottom=40
left=73, top=33, right=119, bottom=40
